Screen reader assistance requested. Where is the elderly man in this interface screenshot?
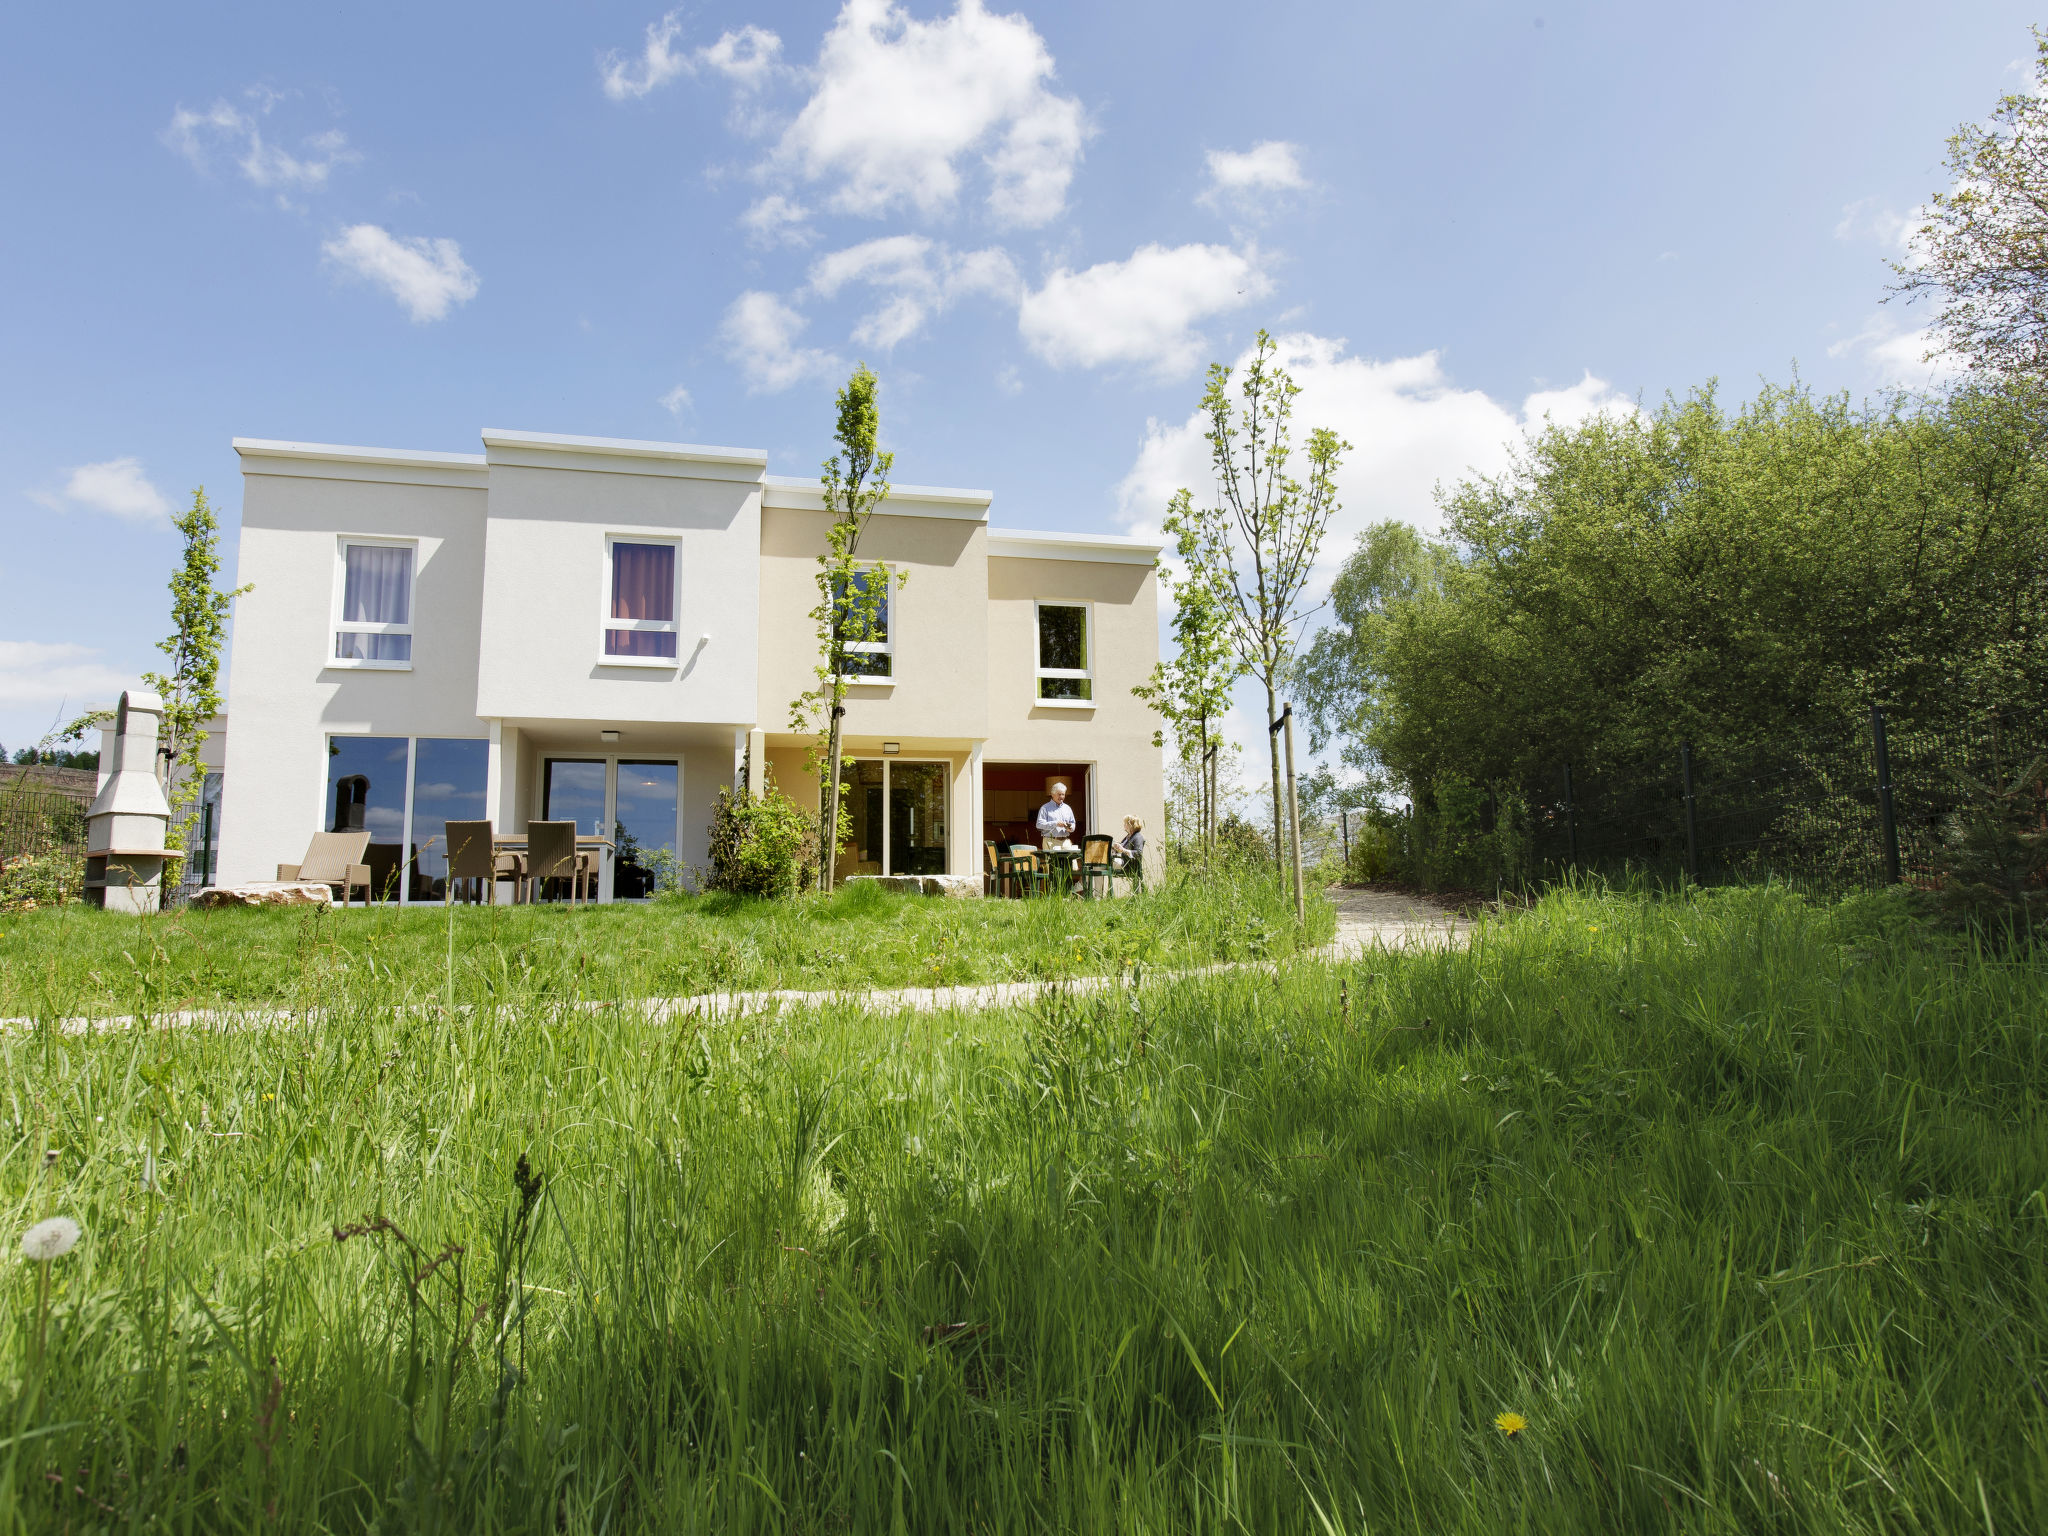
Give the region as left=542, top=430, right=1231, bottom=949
left=1035, top=780, right=1077, bottom=846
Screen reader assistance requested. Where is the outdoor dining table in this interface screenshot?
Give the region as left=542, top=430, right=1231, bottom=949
left=489, top=833, right=615, bottom=900
left=1039, top=844, right=1082, bottom=892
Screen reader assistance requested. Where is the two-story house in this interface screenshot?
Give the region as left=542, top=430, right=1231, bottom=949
left=213, top=428, right=1163, bottom=899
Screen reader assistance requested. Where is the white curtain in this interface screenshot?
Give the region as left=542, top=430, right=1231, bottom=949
left=343, top=544, right=412, bottom=624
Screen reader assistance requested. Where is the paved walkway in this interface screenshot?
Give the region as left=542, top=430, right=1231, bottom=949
left=3, top=886, right=1474, bottom=1036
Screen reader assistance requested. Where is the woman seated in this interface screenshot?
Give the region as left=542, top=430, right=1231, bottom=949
left=1110, top=816, right=1145, bottom=886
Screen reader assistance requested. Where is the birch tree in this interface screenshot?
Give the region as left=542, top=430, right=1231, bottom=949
left=790, top=365, right=898, bottom=892
left=1166, top=331, right=1347, bottom=880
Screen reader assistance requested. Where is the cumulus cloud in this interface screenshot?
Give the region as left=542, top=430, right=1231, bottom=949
left=1117, top=333, right=1634, bottom=546
left=721, top=290, right=842, bottom=392
left=1199, top=140, right=1308, bottom=212
left=807, top=235, right=1019, bottom=347
left=1018, top=242, right=1269, bottom=377
left=771, top=0, right=1088, bottom=227
left=321, top=225, right=479, bottom=322
left=601, top=12, right=786, bottom=100
left=659, top=384, right=693, bottom=415
left=1827, top=311, right=1964, bottom=389
left=164, top=90, right=358, bottom=204
left=27, top=458, right=171, bottom=523
left=741, top=193, right=817, bottom=248
left=0, top=641, right=134, bottom=712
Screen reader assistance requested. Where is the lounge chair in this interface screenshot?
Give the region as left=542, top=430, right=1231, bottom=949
left=277, top=830, right=372, bottom=907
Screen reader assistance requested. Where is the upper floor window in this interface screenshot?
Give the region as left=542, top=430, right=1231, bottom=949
left=1035, top=601, right=1091, bottom=700
left=835, top=566, right=893, bottom=678
left=606, top=538, right=678, bottom=660
left=334, top=539, right=414, bottom=666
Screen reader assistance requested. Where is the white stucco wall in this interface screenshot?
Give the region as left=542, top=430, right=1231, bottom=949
left=474, top=435, right=762, bottom=730
left=217, top=447, right=489, bottom=885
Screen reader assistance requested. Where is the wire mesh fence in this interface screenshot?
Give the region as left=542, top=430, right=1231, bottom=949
left=1, top=788, right=89, bottom=863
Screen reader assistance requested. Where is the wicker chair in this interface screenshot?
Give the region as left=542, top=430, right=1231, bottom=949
left=277, top=830, right=371, bottom=907
left=443, top=820, right=504, bottom=904
left=523, top=821, right=587, bottom=904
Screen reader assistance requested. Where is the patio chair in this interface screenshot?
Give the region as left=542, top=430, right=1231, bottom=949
left=1079, top=834, right=1115, bottom=898
left=444, top=820, right=503, bottom=905
left=523, top=821, right=587, bottom=905
left=277, top=830, right=372, bottom=907
left=986, top=840, right=1031, bottom=898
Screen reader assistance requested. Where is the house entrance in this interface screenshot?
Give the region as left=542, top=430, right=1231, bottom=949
left=982, top=762, right=1090, bottom=850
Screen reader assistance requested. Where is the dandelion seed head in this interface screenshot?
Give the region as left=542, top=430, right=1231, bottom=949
left=21, top=1216, right=81, bottom=1262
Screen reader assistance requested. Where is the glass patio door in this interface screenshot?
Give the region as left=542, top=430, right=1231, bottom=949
left=542, top=757, right=680, bottom=900
left=838, top=759, right=949, bottom=879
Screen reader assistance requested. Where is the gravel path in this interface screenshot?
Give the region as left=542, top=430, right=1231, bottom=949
left=3, top=886, right=1473, bottom=1035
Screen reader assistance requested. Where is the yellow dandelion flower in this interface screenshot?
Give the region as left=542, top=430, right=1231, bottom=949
left=1495, top=1411, right=1527, bottom=1438
left=1586, top=925, right=1599, bottom=933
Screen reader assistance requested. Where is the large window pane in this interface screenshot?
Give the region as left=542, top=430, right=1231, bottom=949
left=543, top=760, right=607, bottom=836
left=614, top=761, right=679, bottom=898
left=1037, top=605, right=1086, bottom=670
left=409, top=738, right=489, bottom=901
left=326, top=738, right=408, bottom=897
left=607, top=543, right=678, bottom=658
left=836, top=760, right=884, bottom=880
left=342, top=545, right=411, bottom=624
left=890, top=762, right=948, bottom=875
left=334, top=632, right=413, bottom=663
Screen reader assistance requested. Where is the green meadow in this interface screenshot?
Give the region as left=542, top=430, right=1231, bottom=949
left=2, top=882, right=2043, bottom=1532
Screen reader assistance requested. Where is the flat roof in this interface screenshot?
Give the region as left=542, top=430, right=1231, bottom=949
left=988, top=528, right=1163, bottom=565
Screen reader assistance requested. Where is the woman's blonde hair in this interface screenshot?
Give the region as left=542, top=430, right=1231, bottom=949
left=1123, top=815, right=1143, bottom=831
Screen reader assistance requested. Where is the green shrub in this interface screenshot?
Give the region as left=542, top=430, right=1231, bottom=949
left=705, top=782, right=819, bottom=899
left=0, top=850, right=82, bottom=908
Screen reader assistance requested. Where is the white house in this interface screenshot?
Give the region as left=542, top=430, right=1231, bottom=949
left=212, top=428, right=1163, bottom=900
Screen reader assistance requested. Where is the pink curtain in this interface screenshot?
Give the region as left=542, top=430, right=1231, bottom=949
left=611, top=543, right=674, bottom=621
left=608, top=542, right=677, bottom=657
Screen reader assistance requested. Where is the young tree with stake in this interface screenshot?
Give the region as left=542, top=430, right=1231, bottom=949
left=1132, top=500, right=1245, bottom=866
left=790, top=365, right=899, bottom=892
left=1166, top=331, right=1348, bottom=901
left=143, top=488, right=246, bottom=874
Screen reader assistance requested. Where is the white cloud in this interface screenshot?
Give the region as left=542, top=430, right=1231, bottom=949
left=1827, top=310, right=1964, bottom=389
left=27, top=457, right=171, bottom=523
left=771, top=0, right=1088, bottom=227
left=163, top=92, right=358, bottom=204
left=602, top=13, right=786, bottom=101
left=0, top=641, right=133, bottom=711
left=806, top=235, right=1019, bottom=348
left=1117, top=332, right=1634, bottom=546
left=1018, top=242, right=1269, bottom=377
left=1199, top=140, right=1308, bottom=211
left=659, top=384, right=693, bottom=415
left=741, top=194, right=817, bottom=248
left=321, top=225, right=479, bottom=322
left=720, top=290, right=842, bottom=392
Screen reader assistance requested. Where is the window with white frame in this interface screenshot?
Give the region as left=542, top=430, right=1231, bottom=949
left=1035, top=601, right=1091, bottom=700
left=333, top=539, right=415, bottom=665
left=605, top=538, right=679, bottom=660
left=834, top=565, right=894, bottom=678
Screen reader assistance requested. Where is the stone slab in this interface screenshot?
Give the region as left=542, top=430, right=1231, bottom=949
left=191, top=882, right=334, bottom=909
left=844, top=874, right=984, bottom=899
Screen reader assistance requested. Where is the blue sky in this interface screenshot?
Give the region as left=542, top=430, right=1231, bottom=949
left=0, top=0, right=2032, bottom=756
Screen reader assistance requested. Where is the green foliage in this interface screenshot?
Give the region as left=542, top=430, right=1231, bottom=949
left=705, top=782, right=821, bottom=899
left=790, top=364, right=901, bottom=890
left=2, top=885, right=2043, bottom=1530
left=1891, top=27, right=2048, bottom=385
left=0, top=850, right=83, bottom=908
left=1306, top=381, right=2048, bottom=795
left=142, top=487, right=246, bottom=860
left=1918, top=747, right=2048, bottom=937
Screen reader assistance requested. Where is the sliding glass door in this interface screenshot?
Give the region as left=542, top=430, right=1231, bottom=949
left=835, top=758, right=950, bottom=880
left=542, top=757, right=681, bottom=900
left=324, top=735, right=487, bottom=902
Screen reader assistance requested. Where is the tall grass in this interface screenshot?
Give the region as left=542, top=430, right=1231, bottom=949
left=3, top=883, right=2043, bottom=1532
left=0, top=872, right=1324, bottom=1019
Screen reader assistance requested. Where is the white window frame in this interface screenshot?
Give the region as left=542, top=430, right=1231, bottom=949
left=836, top=563, right=897, bottom=684
left=330, top=537, right=418, bottom=671
left=600, top=534, right=682, bottom=669
left=1034, top=600, right=1093, bottom=705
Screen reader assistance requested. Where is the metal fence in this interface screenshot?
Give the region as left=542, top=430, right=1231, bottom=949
left=0, top=789, right=88, bottom=863
left=1526, top=709, right=2045, bottom=893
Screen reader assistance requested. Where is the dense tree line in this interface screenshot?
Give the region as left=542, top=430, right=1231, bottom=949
left=1300, top=380, right=2048, bottom=792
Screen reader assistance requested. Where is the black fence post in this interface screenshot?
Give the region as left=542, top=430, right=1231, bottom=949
left=1563, top=762, right=1577, bottom=870
left=1679, top=741, right=1699, bottom=886
left=1871, top=706, right=1901, bottom=885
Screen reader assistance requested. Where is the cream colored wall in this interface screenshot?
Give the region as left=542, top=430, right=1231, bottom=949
left=985, top=555, right=1164, bottom=845
left=756, top=507, right=990, bottom=742
left=475, top=463, right=760, bottom=727
left=217, top=470, right=489, bottom=885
